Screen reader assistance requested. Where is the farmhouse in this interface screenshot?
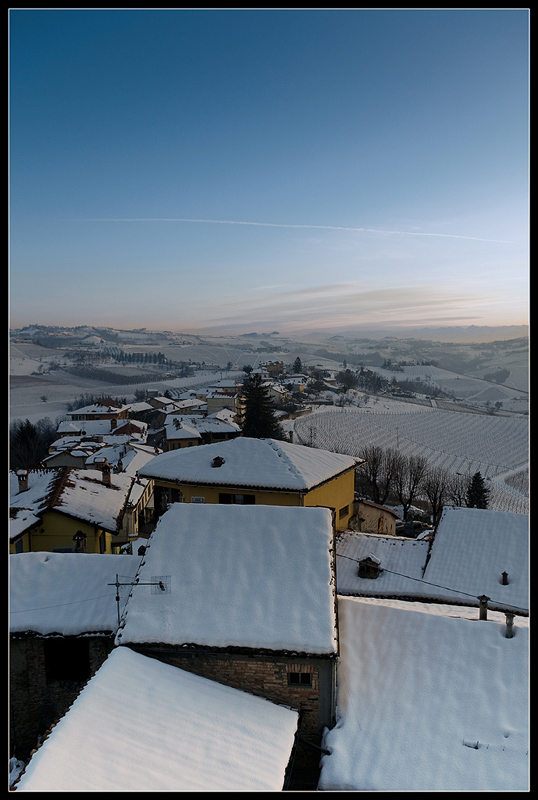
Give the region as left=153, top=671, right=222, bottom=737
left=116, top=503, right=339, bottom=785
left=66, top=398, right=129, bottom=422
left=137, top=436, right=360, bottom=530
left=9, top=551, right=142, bottom=760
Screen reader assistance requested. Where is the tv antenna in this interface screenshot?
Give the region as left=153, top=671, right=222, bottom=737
left=108, top=573, right=171, bottom=628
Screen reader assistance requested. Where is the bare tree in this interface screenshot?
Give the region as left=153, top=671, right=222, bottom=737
left=357, top=446, right=400, bottom=505
left=446, top=472, right=470, bottom=507
left=421, top=466, right=452, bottom=527
left=393, top=454, right=428, bottom=521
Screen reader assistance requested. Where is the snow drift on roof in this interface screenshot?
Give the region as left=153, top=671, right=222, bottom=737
left=117, top=503, right=338, bottom=654
left=9, top=552, right=142, bottom=635
left=318, top=596, right=529, bottom=791
left=15, top=646, right=298, bottom=791
left=138, top=436, right=357, bottom=490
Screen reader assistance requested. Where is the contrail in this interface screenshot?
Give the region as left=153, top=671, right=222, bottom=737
left=80, top=217, right=513, bottom=243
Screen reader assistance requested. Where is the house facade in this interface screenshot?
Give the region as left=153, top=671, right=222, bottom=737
left=353, top=498, right=401, bottom=535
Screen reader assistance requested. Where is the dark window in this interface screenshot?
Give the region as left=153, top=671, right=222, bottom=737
left=339, top=505, right=349, bottom=519
left=288, top=672, right=312, bottom=686
left=219, top=493, right=255, bottom=505
left=44, top=638, right=91, bottom=683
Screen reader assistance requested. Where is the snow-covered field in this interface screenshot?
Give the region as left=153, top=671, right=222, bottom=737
left=294, top=401, right=529, bottom=514
left=371, top=364, right=528, bottom=413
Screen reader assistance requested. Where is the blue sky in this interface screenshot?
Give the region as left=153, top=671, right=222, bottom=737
left=9, top=9, right=529, bottom=334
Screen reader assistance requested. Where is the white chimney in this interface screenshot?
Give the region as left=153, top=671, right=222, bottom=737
left=17, top=470, right=29, bottom=492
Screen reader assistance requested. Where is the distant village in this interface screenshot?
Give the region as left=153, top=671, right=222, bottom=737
left=9, top=352, right=529, bottom=791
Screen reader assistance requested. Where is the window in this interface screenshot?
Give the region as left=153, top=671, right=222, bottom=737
left=44, top=638, right=91, bottom=683
left=339, top=505, right=349, bottom=519
left=219, top=493, right=255, bottom=505
left=191, top=497, right=205, bottom=504
left=288, top=672, right=312, bottom=686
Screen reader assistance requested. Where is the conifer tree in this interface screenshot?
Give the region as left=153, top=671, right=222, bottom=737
left=466, top=471, right=490, bottom=509
left=240, top=373, right=284, bottom=440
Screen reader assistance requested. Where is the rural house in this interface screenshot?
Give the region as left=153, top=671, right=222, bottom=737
left=9, top=551, right=142, bottom=760
left=9, top=466, right=153, bottom=555
left=137, top=436, right=360, bottom=530
left=115, top=503, right=339, bottom=787
left=352, top=498, right=401, bottom=535
left=163, top=412, right=241, bottom=450
left=66, top=398, right=130, bottom=422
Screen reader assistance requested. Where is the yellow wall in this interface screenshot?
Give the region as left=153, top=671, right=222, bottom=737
left=10, top=511, right=113, bottom=554
left=155, top=467, right=355, bottom=531
left=303, top=469, right=355, bottom=530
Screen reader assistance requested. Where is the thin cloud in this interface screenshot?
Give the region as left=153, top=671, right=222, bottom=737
left=78, top=217, right=514, bottom=244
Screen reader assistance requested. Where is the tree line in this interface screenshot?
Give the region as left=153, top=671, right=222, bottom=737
left=355, top=445, right=490, bottom=523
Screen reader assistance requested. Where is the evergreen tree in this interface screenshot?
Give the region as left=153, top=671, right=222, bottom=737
left=293, top=357, right=302, bottom=373
left=240, top=373, right=284, bottom=440
left=10, top=418, right=55, bottom=470
left=466, top=471, right=490, bottom=509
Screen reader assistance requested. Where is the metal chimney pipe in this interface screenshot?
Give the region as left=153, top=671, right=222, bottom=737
left=505, top=612, right=515, bottom=638
left=478, top=595, right=490, bottom=620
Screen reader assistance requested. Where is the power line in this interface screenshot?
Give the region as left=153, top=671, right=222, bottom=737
left=336, top=552, right=528, bottom=613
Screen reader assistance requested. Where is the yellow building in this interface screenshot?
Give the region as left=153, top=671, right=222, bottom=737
left=138, top=436, right=360, bottom=531
left=9, top=466, right=152, bottom=555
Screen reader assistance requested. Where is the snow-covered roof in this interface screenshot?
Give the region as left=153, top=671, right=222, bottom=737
left=48, top=468, right=135, bottom=531
left=67, top=401, right=128, bottom=416
left=9, top=552, right=142, bottom=635
left=9, top=468, right=137, bottom=536
left=336, top=507, right=528, bottom=613
left=117, top=503, right=338, bottom=655
left=14, top=646, right=298, bottom=791
left=318, top=596, right=529, bottom=791
left=164, top=413, right=241, bottom=441
left=424, top=506, right=528, bottom=613
left=336, top=532, right=430, bottom=596
left=9, top=470, right=58, bottom=540
left=138, top=436, right=358, bottom=491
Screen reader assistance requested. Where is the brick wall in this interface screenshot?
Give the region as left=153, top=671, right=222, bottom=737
left=10, top=636, right=113, bottom=760
left=131, top=645, right=335, bottom=745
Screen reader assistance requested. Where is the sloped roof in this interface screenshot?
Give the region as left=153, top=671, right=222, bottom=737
left=14, top=646, right=298, bottom=791
left=424, top=506, right=528, bottom=613
left=43, top=468, right=135, bottom=532
left=319, top=596, right=529, bottom=791
left=138, top=436, right=358, bottom=491
left=335, top=507, right=528, bottom=613
left=9, top=552, right=142, bottom=635
left=117, top=503, right=338, bottom=655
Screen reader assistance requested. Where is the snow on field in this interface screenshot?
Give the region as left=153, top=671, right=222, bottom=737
left=294, top=403, right=529, bottom=514
left=318, top=596, right=529, bottom=791
left=371, top=364, right=528, bottom=413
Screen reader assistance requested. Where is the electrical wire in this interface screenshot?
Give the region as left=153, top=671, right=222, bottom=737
left=336, top=552, right=528, bottom=613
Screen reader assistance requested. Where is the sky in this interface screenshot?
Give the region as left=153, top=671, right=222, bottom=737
left=9, top=9, right=529, bottom=335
